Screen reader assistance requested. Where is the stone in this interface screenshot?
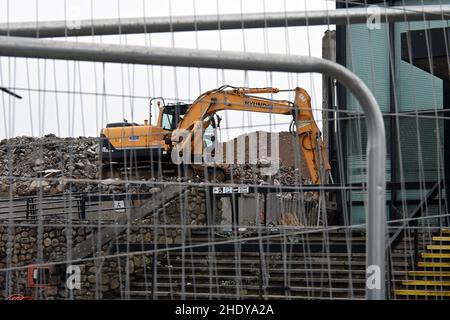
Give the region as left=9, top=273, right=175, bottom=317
left=87, top=275, right=96, bottom=284
left=133, top=256, right=142, bottom=268
left=101, top=285, right=109, bottom=292
left=46, top=286, right=58, bottom=296
left=56, top=183, right=65, bottom=193
left=75, top=162, right=85, bottom=169
left=110, top=278, right=120, bottom=290
left=188, top=202, right=198, bottom=212
left=101, top=274, right=110, bottom=284
left=43, top=238, right=52, bottom=247
left=34, top=158, right=44, bottom=166
left=29, top=180, right=49, bottom=191
left=149, top=187, right=161, bottom=194
left=128, top=260, right=135, bottom=274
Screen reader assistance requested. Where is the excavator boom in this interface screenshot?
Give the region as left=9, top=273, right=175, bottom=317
left=173, top=86, right=331, bottom=184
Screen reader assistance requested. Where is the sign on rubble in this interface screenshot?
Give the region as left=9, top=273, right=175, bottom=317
left=213, top=186, right=249, bottom=194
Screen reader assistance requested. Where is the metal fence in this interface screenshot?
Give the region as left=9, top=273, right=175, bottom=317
left=1, top=1, right=450, bottom=301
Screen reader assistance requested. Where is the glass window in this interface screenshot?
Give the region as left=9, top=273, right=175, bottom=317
left=161, top=104, right=189, bottom=131
left=162, top=112, right=174, bottom=130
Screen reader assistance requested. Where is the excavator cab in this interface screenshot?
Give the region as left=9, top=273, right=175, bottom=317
left=160, top=103, right=190, bottom=131
left=99, top=100, right=190, bottom=179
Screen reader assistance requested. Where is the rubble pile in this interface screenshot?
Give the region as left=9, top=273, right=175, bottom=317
left=231, top=164, right=311, bottom=185
left=0, top=132, right=313, bottom=197
left=0, top=134, right=100, bottom=196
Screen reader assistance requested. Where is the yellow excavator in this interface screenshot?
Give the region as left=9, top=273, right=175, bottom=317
left=99, top=86, right=330, bottom=183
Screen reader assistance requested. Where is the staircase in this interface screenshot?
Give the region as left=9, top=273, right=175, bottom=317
left=394, top=228, right=450, bottom=299
left=125, top=229, right=416, bottom=300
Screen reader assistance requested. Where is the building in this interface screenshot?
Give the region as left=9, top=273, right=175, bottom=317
left=330, top=0, right=450, bottom=225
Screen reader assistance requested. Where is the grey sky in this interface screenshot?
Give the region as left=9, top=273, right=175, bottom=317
left=0, top=0, right=335, bottom=140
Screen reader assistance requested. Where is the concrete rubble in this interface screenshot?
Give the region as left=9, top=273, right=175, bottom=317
left=0, top=133, right=314, bottom=197
left=0, top=134, right=152, bottom=196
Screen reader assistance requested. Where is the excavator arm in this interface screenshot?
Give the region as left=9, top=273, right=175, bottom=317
left=172, top=86, right=331, bottom=184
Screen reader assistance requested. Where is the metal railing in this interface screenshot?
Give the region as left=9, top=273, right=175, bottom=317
left=0, top=191, right=156, bottom=221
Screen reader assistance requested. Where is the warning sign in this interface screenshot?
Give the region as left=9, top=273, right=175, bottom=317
left=114, top=200, right=126, bottom=212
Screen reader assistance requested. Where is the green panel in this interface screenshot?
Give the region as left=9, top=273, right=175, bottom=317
left=351, top=206, right=366, bottom=226
left=351, top=205, right=390, bottom=226
left=394, top=0, right=450, bottom=111
left=346, top=23, right=390, bottom=113
left=345, top=118, right=391, bottom=184
left=396, top=117, right=444, bottom=183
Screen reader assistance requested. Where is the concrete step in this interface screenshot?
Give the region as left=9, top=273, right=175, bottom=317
left=421, top=253, right=450, bottom=259
left=432, top=236, right=450, bottom=242
left=418, top=262, right=450, bottom=268
left=402, top=280, right=450, bottom=286
left=408, top=270, right=450, bottom=277
left=427, top=245, right=450, bottom=251
left=395, top=289, right=450, bottom=297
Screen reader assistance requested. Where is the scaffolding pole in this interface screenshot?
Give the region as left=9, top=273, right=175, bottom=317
left=0, top=35, right=387, bottom=299
left=0, top=5, right=449, bottom=38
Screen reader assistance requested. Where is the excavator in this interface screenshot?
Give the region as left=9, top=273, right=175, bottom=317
left=99, top=86, right=331, bottom=184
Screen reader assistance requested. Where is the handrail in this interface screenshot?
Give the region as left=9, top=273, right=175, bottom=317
left=386, top=179, right=445, bottom=250
left=1, top=5, right=449, bottom=38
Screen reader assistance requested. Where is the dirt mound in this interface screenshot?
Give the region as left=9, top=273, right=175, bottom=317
left=218, top=131, right=311, bottom=181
